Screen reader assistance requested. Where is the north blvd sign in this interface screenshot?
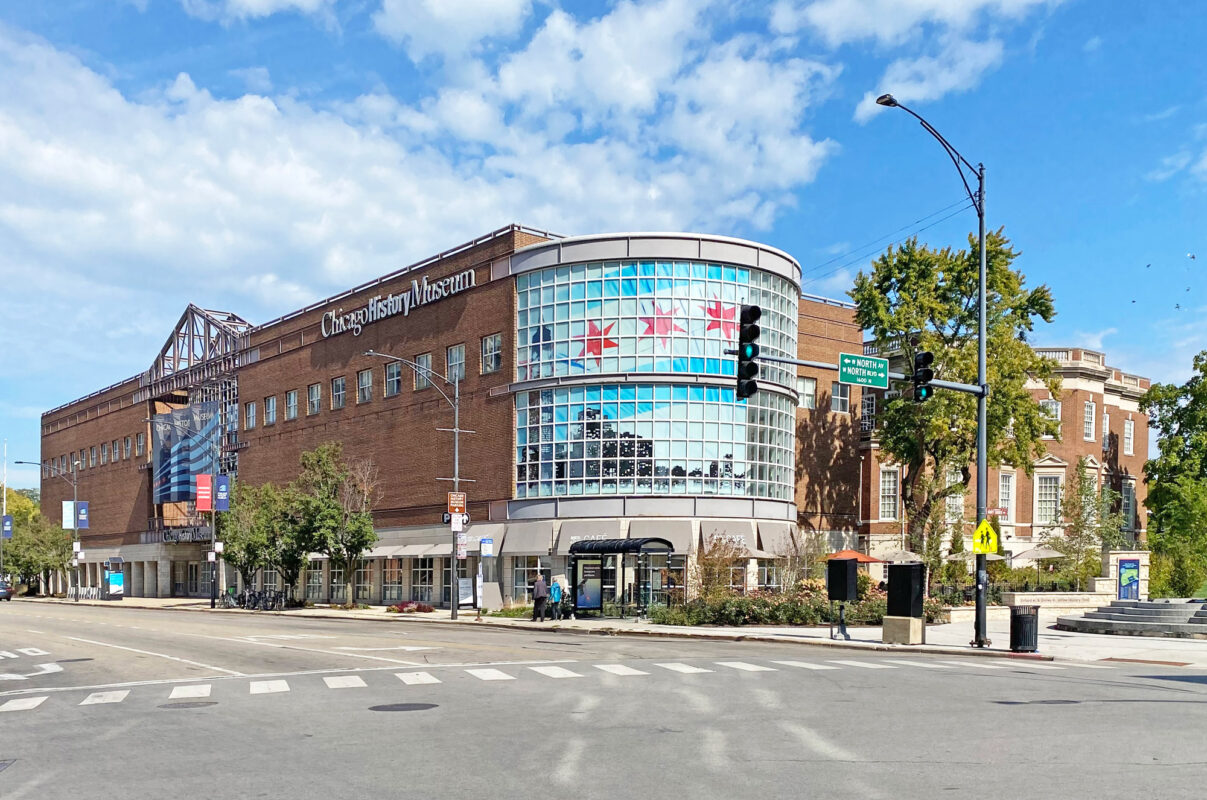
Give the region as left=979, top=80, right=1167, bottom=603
left=838, top=353, right=889, bottom=390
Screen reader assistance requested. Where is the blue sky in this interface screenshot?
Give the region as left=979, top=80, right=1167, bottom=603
left=1, top=0, right=1204, bottom=489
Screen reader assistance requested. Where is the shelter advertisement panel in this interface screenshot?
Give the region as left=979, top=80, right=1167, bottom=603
left=153, top=401, right=220, bottom=503
left=576, top=559, right=602, bottom=610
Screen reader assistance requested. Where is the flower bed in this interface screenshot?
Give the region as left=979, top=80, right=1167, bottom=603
left=386, top=601, right=435, bottom=613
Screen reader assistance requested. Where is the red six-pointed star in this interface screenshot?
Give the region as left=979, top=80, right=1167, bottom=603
left=577, top=320, right=619, bottom=364
left=639, top=303, right=685, bottom=347
left=702, top=300, right=738, bottom=338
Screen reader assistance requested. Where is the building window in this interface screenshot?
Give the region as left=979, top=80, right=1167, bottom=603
left=861, top=393, right=876, bottom=432
left=481, top=333, right=503, bottom=374
left=830, top=382, right=850, bottom=413
left=59, top=455, right=67, bottom=474
left=305, top=561, right=324, bottom=601
left=285, top=390, right=298, bottom=420
left=797, top=377, right=816, bottom=409
left=879, top=468, right=899, bottom=520
left=89, top=446, right=97, bottom=467
left=100, top=443, right=108, bottom=465
left=999, top=472, right=1014, bottom=523
left=383, top=559, right=404, bottom=604
left=728, top=564, right=748, bottom=595
left=136, top=433, right=145, bottom=456
left=757, top=560, right=780, bottom=591
left=412, top=557, right=435, bottom=603
left=946, top=468, right=964, bottom=524
left=1037, top=475, right=1062, bottom=525
left=1102, top=412, right=1110, bottom=451
left=415, top=353, right=432, bottom=390
left=262, top=568, right=279, bottom=591
left=1083, top=401, right=1095, bottom=441
left=353, top=560, right=372, bottom=601
left=1040, top=399, right=1062, bottom=437
left=112, top=439, right=120, bottom=461
left=1121, top=482, right=1135, bottom=530
left=357, top=369, right=372, bottom=403
left=308, top=383, right=321, bottom=415
left=511, top=555, right=544, bottom=604
left=328, top=566, right=346, bottom=603
left=124, top=437, right=131, bottom=459
left=1123, top=419, right=1134, bottom=456
left=385, top=362, right=402, bottom=397
left=244, top=401, right=257, bottom=430
left=331, top=376, right=346, bottom=410
left=264, top=396, right=277, bottom=426
left=447, top=344, right=466, bottom=383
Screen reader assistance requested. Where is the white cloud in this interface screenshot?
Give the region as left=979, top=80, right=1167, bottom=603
left=229, top=66, right=272, bottom=93
left=803, top=267, right=855, bottom=300
left=1082, top=35, right=1101, bottom=53
left=372, top=0, right=531, bottom=63
left=854, top=36, right=1003, bottom=122
left=1072, top=327, right=1116, bottom=351
left=771, top=0, right=1057, bottom=46
left=1146, top=151, right=1192, bottom=182
left=180, top=0, right=336, bottom=23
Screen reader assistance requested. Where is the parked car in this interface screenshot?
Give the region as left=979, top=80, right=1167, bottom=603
left=0, top=581, right=13, bottom=601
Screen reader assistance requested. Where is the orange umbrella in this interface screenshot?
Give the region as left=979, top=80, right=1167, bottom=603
left=827, top=549, right=884, bottom=564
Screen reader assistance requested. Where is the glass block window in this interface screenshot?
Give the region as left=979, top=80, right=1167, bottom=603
left=285, top=390, right=298, bottom=420
left=879, top=468, right=898, bottom=520
left=447, top=344, right=466, bottom=383
left=797, top=376, right=815, bottom=409
left=385, top=362, right=402, bottom=397
left=308, top=383, right=321, bottom=415
left=515, top=261, right=798, bottom=391
left=482, top=333, right=503, bottom=374
left=331, top=376, right=346, bottom=410
left=415, top=353, right=432, bottom=390
left=514, top=383, right=795, bottom=501
left=1037, top=475, right=1062, bottom=525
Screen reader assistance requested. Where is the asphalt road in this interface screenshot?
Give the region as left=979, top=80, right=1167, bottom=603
left=2, top=602, right=1205, bottom=800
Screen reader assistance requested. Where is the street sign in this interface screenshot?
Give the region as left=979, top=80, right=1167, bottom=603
left=76, top=501, right=89, bottom=529
left=214, top=474, right=231, bottom=512
left=456, top=545, right=467, bottom=560
left=442, top=512, right=470, bottom=525
left=447, top=492, right=466, bottom=514
left=480, top=537, right=494, bottom=557
left=207, top=551, right=217, bottom=562
left=972, top=519, right=998, bottom=554
left=986, top=507, right=1008, bottom=517
left=195, top=474, right=213, bottom=512
left=214, top=541, right=224, bottom=553
left=1, top=515, right=12, bottom=539
left=838, top=353, right=889, bottom=389
left=451, top=514, right=464, bottom=533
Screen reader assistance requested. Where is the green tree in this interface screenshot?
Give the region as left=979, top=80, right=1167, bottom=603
left=1043, top=457, right=1125, bottom=590
left=6, top=514, right=71, bottom=593
left=3, top=485, right=39, bottom=529
left=850, top=230, right=1060, bottom=555
left=1142, top=350, right=1207, bottom=526
left=261, top=483, right=311, bottom=602
left=217, top=481, right=269, bottom=589
left=294, top=443, right=378, bottom=607
left=1147, top=476, right=1207, bottom=597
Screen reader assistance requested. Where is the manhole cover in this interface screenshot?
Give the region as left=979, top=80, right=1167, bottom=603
left=369, top=703, right=438, bottom=713
left=158, top=701, right=219, bottom=709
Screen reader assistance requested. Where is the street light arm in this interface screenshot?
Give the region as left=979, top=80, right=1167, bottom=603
left=363, top=350, right=458, bottom=411
left=15, top=460, right=78, bottom=488
left=892, top=102, right=982, bottom=214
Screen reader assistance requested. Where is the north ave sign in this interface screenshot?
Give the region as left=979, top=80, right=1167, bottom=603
left=321, top=269, right=476, bottom=338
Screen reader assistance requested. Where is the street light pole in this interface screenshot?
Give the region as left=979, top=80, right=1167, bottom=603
left=364, top=350, right=467, bottom=619
left=876, top=93, right=991, bottom=647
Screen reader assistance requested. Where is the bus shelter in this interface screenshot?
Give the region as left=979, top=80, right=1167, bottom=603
left=568, top=537, right=674, bottom=618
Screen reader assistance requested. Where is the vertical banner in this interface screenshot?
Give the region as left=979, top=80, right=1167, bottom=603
left=1, top=514, right=12, bottom=539
left=195, top=474, right=213, bottom=512
left=62, top=501, right=75, bottom=529
left=152, top=401, right=220, bottom=503
left=76, top=501, right=90, bottom=529
left=214, top=474, right=231, bottom=511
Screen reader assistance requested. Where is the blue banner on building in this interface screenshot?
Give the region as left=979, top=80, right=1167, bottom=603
left=152, top=401, right=220, bottom=504
left=2, top=514, right=12, bottom=539
left=76, top=501, right=90, bottom=529
left=214, top=474, right=231, bottom=512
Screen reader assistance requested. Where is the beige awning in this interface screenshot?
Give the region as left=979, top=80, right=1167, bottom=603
left=699, top=520, right=758, bottom=557
left=758, top=521, right=799, bottom=557
left=397, top=543, right=434, bottom=557
left=627, top=519, right=694, bottom=554
left=425, top=543, right=454, bottom=557
left=307, top=552, right=328, bottom=561
left=365, top=544, right=406, bottom=558
left=555, top=519, right=623, bottom=555
left=500, top=520, right=555, bottom=555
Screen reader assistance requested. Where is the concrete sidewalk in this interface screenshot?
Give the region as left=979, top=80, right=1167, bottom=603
left=17, top=595, right=1207, bottom=667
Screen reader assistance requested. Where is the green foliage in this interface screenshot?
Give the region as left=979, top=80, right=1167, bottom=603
left=259, top=483, right=311, bottom=594
left=489, top=605, right=534, bottom=618
left=3, top=485, right=39, bottom=529
left=216, top=481, right=269, bottom=586
left=1042, top=457, right=1125, bottom=589
left=849, top=230, right=1059, bottom=551
left=1146, top=476, right=1207, bottom=597
left=1143, top=350, right=1207, bottom=521
left=4, top=512, right=72, bottom=588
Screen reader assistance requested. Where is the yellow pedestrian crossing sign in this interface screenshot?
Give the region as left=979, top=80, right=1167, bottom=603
left=972, top=519, right=998, bottom=554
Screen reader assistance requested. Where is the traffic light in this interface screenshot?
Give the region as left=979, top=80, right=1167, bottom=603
left=736, top=304, right=761, bottom=399
left=912, top=350, right=935, bottom=402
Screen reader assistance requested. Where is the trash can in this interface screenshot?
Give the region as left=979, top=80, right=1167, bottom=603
left=1009, top=605, right=1039, bottom=653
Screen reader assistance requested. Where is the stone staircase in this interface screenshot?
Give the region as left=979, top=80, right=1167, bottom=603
left=1057, top=599, right=1207, bottom=638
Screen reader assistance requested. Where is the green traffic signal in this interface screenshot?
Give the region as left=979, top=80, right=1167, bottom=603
left=736, top=304, right=762, bottom=400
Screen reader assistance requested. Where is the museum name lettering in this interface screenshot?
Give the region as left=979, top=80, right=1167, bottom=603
left=321, top=270, right=476, bottom=338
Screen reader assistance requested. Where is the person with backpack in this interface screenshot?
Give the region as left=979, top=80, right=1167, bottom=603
left=549, top=578, right=563, bottom=621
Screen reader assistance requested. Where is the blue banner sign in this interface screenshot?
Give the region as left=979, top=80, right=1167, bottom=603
left=76, top=501, right=90, bottom=529
left=152, top=401, right=220, bottom=503
left=214, top=474, right=231, bottom=512
left=1, top=514, right=12, bottom=539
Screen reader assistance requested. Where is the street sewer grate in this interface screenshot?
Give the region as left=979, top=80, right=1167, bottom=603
left=158, top=701, right=219, bottom=710
left=369, top=703, right=438, bottom=713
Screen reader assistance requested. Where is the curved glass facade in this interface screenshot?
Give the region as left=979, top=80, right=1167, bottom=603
left=513, top=257, right=799, bottom=502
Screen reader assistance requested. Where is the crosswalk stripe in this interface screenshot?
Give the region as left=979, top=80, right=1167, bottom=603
left=80, top=690, right=129, bottom=705
left=250, top=680, right=290, bottom=694
left=0, top=651, right=17, bottom=659
left=466, top=668, right=515, bottom=681
left=397, top=672, right=441, bottom=685
left=881, top=660, right=953, bottom=669
left=17, top=648, right=49, bottom=656
left=937, top=660, right=1004, bottom=670
left=771, top=660, right=840, bottom=671
left=1070, top=663, right=1113, bottom=669
left=655, top=662, right=713, bottom=674
left=323, top=676, right=367, bottom=689
left=529, top=666, right=582, bottom=679
left=827, top=660, right=895, bottom=670
left=716, top=661, right=776, bottom=672
left=595, top=664, right=649, bottom=676
left=0, top=696, right=47, bottom=712
left=169, top=685, right=211, bottom=699
left=1012, top=663, right=1065, bottom=671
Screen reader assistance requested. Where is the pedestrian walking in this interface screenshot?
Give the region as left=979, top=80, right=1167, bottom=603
left=549, top=577, right=563, bottom=621
left=532, top=572, right=549, bottom=621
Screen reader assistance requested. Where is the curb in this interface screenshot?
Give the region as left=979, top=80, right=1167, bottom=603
left=17, top=596, right=1054, bottom=661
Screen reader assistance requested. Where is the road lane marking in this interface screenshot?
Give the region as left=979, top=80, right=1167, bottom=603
left=529, top=666, right=582, bottom=679
left=1012, top=663, right=1065, bottom=671
left=64, top=636, right=244, bottom=676
left=250, top=680, right=290, bottom=694
left=937, top=660, right=1004, bottom=670
left=333, top=646, right=435, bottom=652
left=770, top=661, right=840, bottom=670
left=0, top=652, right=16, bottom=659
left=594, top=664, right=648, bottom=676
left=0, top=696, right=47, bottom=712
left=80, top=690, right=129, bottom=705
left=827, top=660, right=895, bottom=669
left=17, top=648, right=49, bottom=656
left=655, top=663, right=713, bottom=674
left=715, top=661, right=776, bottom=672
left=163, top=632, right=423, bottom=667
left=881, top=660, right=953, bottom=669
left=1070, top=663, right=1114, bottom=669
left=396, top=672, right=441, bottom=685
left=169, top=685, right=211, bottom=699
left=323, top=676, right=367, bottom=689
left=466, top=668, right=515, bottom=681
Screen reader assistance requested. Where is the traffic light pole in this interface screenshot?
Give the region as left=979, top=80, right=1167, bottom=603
left=744, top=353, right=986, bottom=399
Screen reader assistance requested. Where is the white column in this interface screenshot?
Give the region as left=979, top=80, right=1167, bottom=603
left=157, top=560, right=171, bottom=598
